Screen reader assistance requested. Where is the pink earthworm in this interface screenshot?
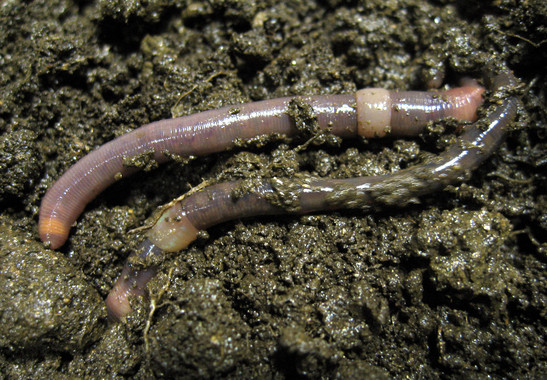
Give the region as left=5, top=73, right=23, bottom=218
left=100, top=69, right=519, bottom=321
left=39, top=80, right=485, bottom=249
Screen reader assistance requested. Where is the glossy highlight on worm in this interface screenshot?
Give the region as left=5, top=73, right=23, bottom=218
left=102, top=69, right=518, bottom=321
left=39, top=81, right=484, bottom=250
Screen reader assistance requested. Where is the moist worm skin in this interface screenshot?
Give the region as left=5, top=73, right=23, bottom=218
left=105, top=70, right=518, bottom=321
left=39, top=85, right=484, bottom=249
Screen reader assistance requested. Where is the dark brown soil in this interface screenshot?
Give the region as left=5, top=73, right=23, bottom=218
left=0, top=0, right=545, bottom=378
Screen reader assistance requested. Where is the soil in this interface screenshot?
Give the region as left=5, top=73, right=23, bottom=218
left=0, top=0, right=545, bottom=378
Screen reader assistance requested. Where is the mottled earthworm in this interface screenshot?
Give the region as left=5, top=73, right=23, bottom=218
left=101, top=69, right=518, bottom=320
left=39, top=79, right=485, bottom=249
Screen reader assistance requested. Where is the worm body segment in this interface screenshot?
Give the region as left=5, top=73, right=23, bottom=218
left=39, top=86, right=484, bottom=249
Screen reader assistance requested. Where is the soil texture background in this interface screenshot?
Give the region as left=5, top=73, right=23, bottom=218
left=0, top=0, right=545, bottom=378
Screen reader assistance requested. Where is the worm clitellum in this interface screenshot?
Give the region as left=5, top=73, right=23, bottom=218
left=38, top=68, right=518, bottom=320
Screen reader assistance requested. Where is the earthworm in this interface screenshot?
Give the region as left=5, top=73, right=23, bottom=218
left=102, top=69, right=518, bottom=320
left=39, top=80, right=485, bottom=249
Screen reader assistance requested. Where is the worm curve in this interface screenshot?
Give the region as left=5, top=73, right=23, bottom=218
left=38, top=68, right=518, bottom=320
